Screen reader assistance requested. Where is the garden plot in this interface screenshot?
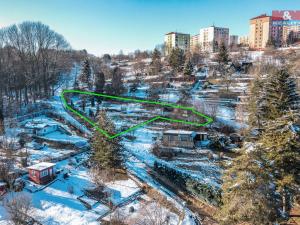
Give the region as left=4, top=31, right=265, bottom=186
left=105, top=179, right=141, bottom=205
left=102, top=195, right=181, bottom=225
left=23, top=145, right=75, bottom=165
left=20, top=114, right=89, bottom=147
left=42, top=131, right=88, bottom=145
left=41, top=98, right=92, bottom=136
left=21, top=116, right=73, bottom=135
left=0, top=151, right=147, bottom=225
left=122, top=124, right=222, bottom=188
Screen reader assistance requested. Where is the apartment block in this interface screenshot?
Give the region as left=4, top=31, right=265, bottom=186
left=271, top=10, right=300, bottom=46
left=199, top=26, right=229, bottom=52
left=249, top=14, right=272, bottom=49
left=164, top=32, right=190, bottom=56
left=239, top=35, right=249, bottom=46
left=190, top=34, right=200, bottom=52
left=229, top=35, right=239, bottom=46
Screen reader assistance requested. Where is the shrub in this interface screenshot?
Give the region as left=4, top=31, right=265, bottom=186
left=153, top=161, right=222, bottom=206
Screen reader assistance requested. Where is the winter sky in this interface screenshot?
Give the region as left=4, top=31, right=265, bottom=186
left=0, top=0, right=299, bottom=55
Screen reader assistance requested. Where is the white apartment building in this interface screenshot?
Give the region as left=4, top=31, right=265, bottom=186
left=199, top=26, right=229, bottom=52
left=164, top=32, right=190, bottom=56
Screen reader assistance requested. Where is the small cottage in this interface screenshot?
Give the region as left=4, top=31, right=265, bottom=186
left=24, top=121, right=59, bottom=136
left=27, top=162, right=55, bottom=185
left=162, top=130, right=208, bottom=149
left=163, top=130, right=196, bottom=148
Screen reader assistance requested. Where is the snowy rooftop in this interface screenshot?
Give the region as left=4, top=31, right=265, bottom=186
left=24, top=120, right=57, bottom=129
left=164, top=130, right=195, bottom=135
left=27, top=162, right=55, bottom=171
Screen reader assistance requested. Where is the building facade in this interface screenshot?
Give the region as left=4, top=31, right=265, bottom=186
left=239, top=35, right=249, bottom=46
left=271, top=10, right=300, bottom=47
left=164, top=32, right=190, bottom=56
left=249, top=14, right=272, bottom=50
left=27, top=162, right=55, bottom=185
left=190, top=34, right=200, bottom=52
left=199, top=26, right=229, bottom=52
left=229, top=35, right=239, bottom=47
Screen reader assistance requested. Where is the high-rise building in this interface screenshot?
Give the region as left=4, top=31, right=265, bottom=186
left=229, top=35, right=239, bottom=46
left=164, top=32, right=190, bottom=56
left=271, top=10, right=300, bottom=47
left=190, top=34, right=200, bottom=52
left=239, top=35, right=249, bottom=46
left=199, top=26, right=229, bottom=52
left=249, top=14, right=272, bottom=49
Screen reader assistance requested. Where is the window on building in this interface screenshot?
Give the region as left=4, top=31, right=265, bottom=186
left=168, top=135, right=176, bottom=141
left=180, top=135, right=189, bottom=141
left=40, top=169, right=49, bottom=177
left=31, top=170, right=36, bottom=176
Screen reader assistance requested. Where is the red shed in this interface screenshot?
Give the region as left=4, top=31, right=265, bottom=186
left=27, top=162, right=55, bottom=185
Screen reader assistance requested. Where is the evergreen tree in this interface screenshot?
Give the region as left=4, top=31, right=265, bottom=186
left=216, top=42, right=229, bottom=64
left=248, top=68, right=299, bottom=134
left=247, top=77, right=265, bottom=131
left=286, top=31, right=295, bottom=46
left=258, top=69, right=299, bottom=124
left=266, top=38, right=276, bottom=48
left=79, top=59, right=92, bottom=89
left=91, top=110, right=122, bottom=169
left=111, top=67, right=124, bottom=95
left=150, top=48, right=162, bottom=75
left=168, top=48, right=185, bottom=72
left=95, top=71, right=105, bottom=93
left=259, top=112, right=300, bottom=215
left=214, top=41, right=219, bottom=52
left=102, top=54, right=111, bottom=64
left=73, top=77, right=79, bottom=89
left=217, top=149, right=279, bottom=225
left=183, top=59, right=193, bottom=76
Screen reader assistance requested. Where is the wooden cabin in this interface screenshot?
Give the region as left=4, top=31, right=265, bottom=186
left=27, top=162, right=55, bottom=185
left=162, top=130, right=208, bottom=149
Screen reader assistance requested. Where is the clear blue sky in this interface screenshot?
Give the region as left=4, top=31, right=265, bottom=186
left=0, top=0, right=299, bottom=55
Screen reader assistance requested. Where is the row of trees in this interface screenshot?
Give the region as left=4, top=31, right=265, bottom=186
left=0, top=21, right=72, bottom=104
left=0, top=21, right=94, bottom=133
left=75, top=58, right=124, bottom=95
left=167, top=47, right=204, bottom=76
left=217, top=67, right=300, bottom=224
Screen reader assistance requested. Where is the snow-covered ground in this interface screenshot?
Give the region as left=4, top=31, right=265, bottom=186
left=1, top=57, right=252, bottom=224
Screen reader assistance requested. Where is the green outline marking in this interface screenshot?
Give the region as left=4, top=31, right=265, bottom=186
left=60, top=89, right=213, bottom=139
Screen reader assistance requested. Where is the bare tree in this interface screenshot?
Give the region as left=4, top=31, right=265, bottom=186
left=132, top=59, right=146, bottom=75
left=3, top=193, right=33, bottom=225
left=109, top=209, right=127, bottom=225
left=195, top=100, right=219, bottom=120
left=89, top=165, right=110, bottom=188
left=0, top=148, right=16, bottom=190
left=133, top=201, right=171, bottom=225
left=0, top=21, right=71, bottom=106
